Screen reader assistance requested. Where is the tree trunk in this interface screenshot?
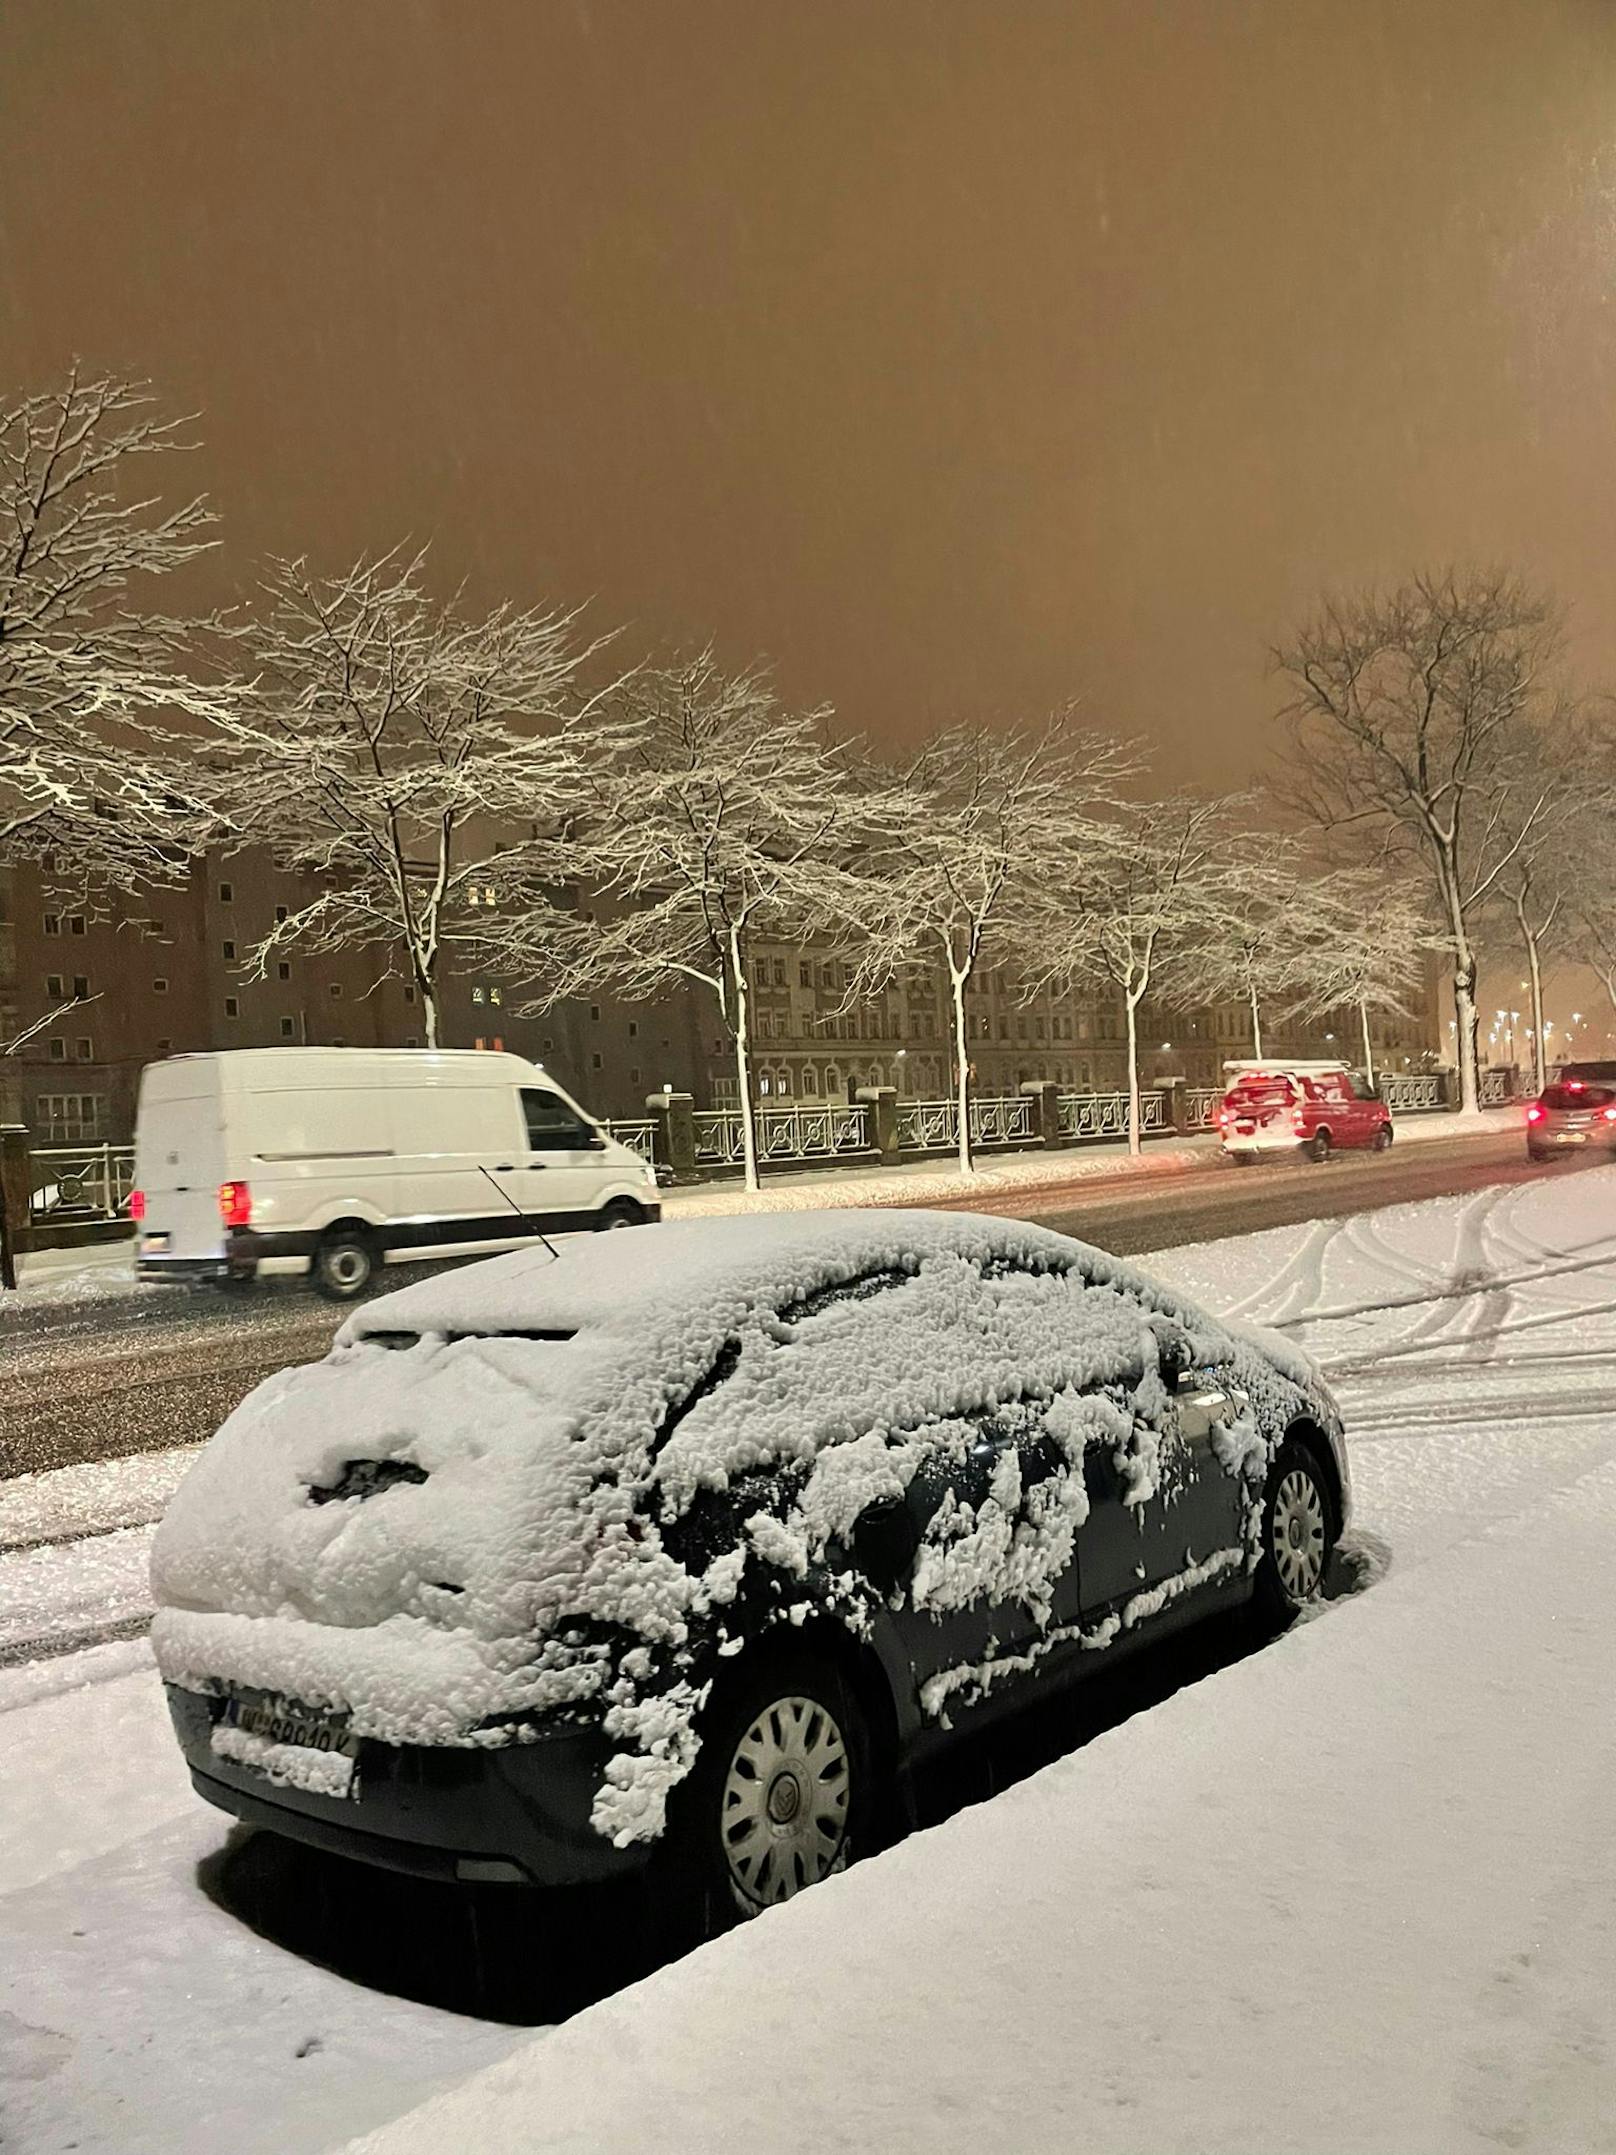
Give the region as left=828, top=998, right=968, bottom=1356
left=1249, top=983, right=1263, bottom=1061
left=1124, top=988, right=1143, bottom=1157
left=1515, top=893, right=1547, bottom=1094
left=950, top=964, right=973, bottom=1176
left=729, top=931, right=760, bottom=1193
left=421, top=978, right=440, bottom=1049
left=1359, top=997, right=1375, bottom=1089
left=1437, top=860, right=1481, bottom=1114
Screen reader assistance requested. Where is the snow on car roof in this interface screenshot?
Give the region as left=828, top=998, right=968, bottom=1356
left=338, top=1208, right=1114, bottom=1346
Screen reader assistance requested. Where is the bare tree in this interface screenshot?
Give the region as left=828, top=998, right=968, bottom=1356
left=853, top=720, right=1137, bottom=1175
left=1197, top=838, right=1308, bottom=1060
left=504, top=654, right=865, bottom=1193
left=1484, top=707, right=1615, bottom=1092
left=1282, top=872, right=1437, bottom=1088
left=1276, top=570, right=1559, bottom=1114
left=1021, top=793, right=1232, bottom=1156
left=195, top=551, right=624, bottom=1047
left=0, top=367, right=221, bottom=883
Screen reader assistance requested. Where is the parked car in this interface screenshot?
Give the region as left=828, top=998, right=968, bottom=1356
left=130, top=1048, right=660, bottom=1300
left=152, top=1209, right=1350, bottom=1931
left=1525, top=1064, right=1616, bottom=1160
left=1217, top=1060, right=1392, bottom=1165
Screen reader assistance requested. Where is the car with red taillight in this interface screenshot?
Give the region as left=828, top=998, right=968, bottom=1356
left=1217, top=1059, right=1392, bottom=1166
left=1525, top=1063, right=1616, bottom=1161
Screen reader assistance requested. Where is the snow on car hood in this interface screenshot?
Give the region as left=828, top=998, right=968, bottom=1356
left=151, top=1210, right=1323, bottom=1808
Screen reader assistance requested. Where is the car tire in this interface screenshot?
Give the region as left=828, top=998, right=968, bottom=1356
left=1526, top=1143, right=1547, bottom=1163
left=652, top=1649, right=872, bottom=1944
left=1307, top=1129, right=1332, bottom=1164
left=311, top=1226, right=377, bottom=1301
left=1253, top=1440, right=1335, bottom=1632
left=595, top=1199, right=646, bottom=1231
left=1372, top=1123, right=1393, bottom=1152
left=1229, top=1151, right=1256, bottom=1169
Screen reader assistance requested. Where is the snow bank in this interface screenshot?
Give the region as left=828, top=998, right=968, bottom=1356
left=348, top=1453, right=1616, bottom=2155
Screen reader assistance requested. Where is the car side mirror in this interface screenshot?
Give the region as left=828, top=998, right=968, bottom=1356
left=851, top=1496, right=923, bottom=1594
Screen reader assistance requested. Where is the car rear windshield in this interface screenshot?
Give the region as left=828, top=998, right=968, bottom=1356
left=1227, top=1077, right=1294, bottom=1104
left=1542, top=1083, right=1615, bottom=1111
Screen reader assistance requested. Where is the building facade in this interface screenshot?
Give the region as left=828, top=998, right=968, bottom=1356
left=0, top=857, right=1441, bottom=1146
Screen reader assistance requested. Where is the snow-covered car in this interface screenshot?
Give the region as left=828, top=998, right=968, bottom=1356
left=1218, top=1060, right=1391, bottom=1165
left=1525, top=1066, right=1616, bottom=1161
left=152, top=1210, right=1350, bottom=1928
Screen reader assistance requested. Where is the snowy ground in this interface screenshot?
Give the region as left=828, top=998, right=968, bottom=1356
left=4, top=1163, right=1613, bottom=2151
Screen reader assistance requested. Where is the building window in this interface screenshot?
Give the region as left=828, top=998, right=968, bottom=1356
left=404, top=1034, right=420, bottom=1047
left=277, top=962, right=291, bottom=982
left=219, top=881, right=233, bottom=903
left=280, top=1016, right=295, bottom=1038
left=75, top=1037, right=92, bottom=1060
left=772, top=958, right=786, bottom=987
left=591, top=1052, right=602, bottom=1070
left=72, top=975, right=88, bottom=999
left=35, top=1091, right=105, bottom=1141
left=472, top=987, right=485, bottom=1005
left=590, top=1004, right=601, bottom=1022
left=222, top=940, right=235, bottom=961
left=403, top=984, right=415, bottom=1003
left=42, top=914, right=59, bottom=936
left=46, top=974, right=63, bottom=1000
left=628, top=1020, right=638, bottom=1038
left=154, top=976, right=169, bottom=993
left=629, top=1066, right=641, bottom=1085
left=224, top=996, right=239, bottom=1018
left=156, top=1038, right=171, bottom=1056
left=804, top=1067, right=819, bottom=1096
left=275, top=904, right=288, bottom=923
left=48, top=1038, right=65, bottom=1061
left=329, top=983, right=343, bottom=999
left=800, top=961, right=812, bottom=987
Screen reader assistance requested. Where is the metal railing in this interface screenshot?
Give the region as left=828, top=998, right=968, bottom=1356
left=1055, top=1089, right=1167, bottom=1141
left=603, top=1117, right=659, bottom=1163
left=894, top=1095, right=1035, bottom=1153
left=1380, top=1073, right=1445, bottom=1113
left=693, top=1101, right=874, bottom=1167
left=30, top=1142, right=135, bottom=1223
left=1180, top=1087, right=1222, bottom=1132
left=1479, top=1067, right=1515, bottom=1108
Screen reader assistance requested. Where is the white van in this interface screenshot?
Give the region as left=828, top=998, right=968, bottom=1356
left=131, top=1048, right=661, bottom=1299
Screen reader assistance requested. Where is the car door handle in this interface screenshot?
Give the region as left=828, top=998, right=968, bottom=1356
left=493, top=1164, right=516, bottom=1173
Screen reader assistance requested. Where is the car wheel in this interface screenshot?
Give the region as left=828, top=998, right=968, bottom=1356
left=595, top=1199, right=645, bottom=1231
left=1229, top=1151, right=1255, bottom=1169
left=1253, top=1441, right=1335, bottom=1631
left=654, top=1651, right=871, bottom=1941
left=1307, top=1129, right=1333, bottom=1164
left=1372, top=1123, right=1393, bottom=1152
left=311, top=1227, right=377, bottom=1301
left=1526, top=1143, right=1547, bottom=1163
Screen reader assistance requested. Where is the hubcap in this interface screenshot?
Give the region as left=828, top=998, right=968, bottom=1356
left=721, top=1694, right=851, bottom=1910
left=1271, top=1469, right=1327, bottom=1601
left=328, top=1247, right=366, bottom=1286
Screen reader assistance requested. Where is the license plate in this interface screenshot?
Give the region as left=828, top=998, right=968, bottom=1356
left=1554, top=1131, right=1586, bottom=1145
left=1235, top=1121, right=1256, bottom=1135
left=223, top=1694, right=357, bottom=1759
left=141, top=1232, right=171, bottom=1253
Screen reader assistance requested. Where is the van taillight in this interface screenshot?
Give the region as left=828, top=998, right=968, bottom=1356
left=128, top=1188, right=146, bottom=1222
left=218, top=1180, right=253, bottom=1229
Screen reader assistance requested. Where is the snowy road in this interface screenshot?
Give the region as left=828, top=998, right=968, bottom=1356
left=4, top=1165, right=1616, bottom=2150
left=0, top=1120, right=1575, bottom=1481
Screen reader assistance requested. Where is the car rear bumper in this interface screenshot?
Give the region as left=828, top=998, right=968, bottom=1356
left=166, top=1684, right=645, bottom=1888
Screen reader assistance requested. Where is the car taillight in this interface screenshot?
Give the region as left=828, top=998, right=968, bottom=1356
left=1526, top=1104, right=1544, bottom=1123
left=128, top=1188, right=146, bottom=1221
left=1291, top=1108, right=1305, bottom=1129
left=218, top=1180, right=253, bottom=1228
left=1603, top=1107, right=1616, bottom=1123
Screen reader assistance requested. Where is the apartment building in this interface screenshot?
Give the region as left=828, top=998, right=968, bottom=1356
left=0, top=856, right=1443, bottom=1147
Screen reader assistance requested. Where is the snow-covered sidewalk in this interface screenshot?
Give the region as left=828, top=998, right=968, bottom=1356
left=5, top=1161, right=1609, bottom=2153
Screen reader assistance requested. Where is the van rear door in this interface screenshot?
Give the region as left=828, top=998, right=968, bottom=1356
left=133, top=1060, right=230, bottom=1260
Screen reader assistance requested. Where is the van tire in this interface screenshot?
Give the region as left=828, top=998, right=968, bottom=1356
left=595, top=1200, right=645, bottom=1231
left=312, top=1226, right=377, bottom=1300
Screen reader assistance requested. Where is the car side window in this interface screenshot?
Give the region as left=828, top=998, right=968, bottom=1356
left=521, top=1087, right=595, bottom=1151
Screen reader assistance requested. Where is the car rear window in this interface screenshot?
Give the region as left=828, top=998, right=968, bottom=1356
left=1542, top=1083, right=1615, bottom=1111
left=1227, top=1077, right=1293, bottom=1105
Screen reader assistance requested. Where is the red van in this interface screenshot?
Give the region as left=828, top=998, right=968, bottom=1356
left=1217, top=1061, right=1393, bottom=1166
